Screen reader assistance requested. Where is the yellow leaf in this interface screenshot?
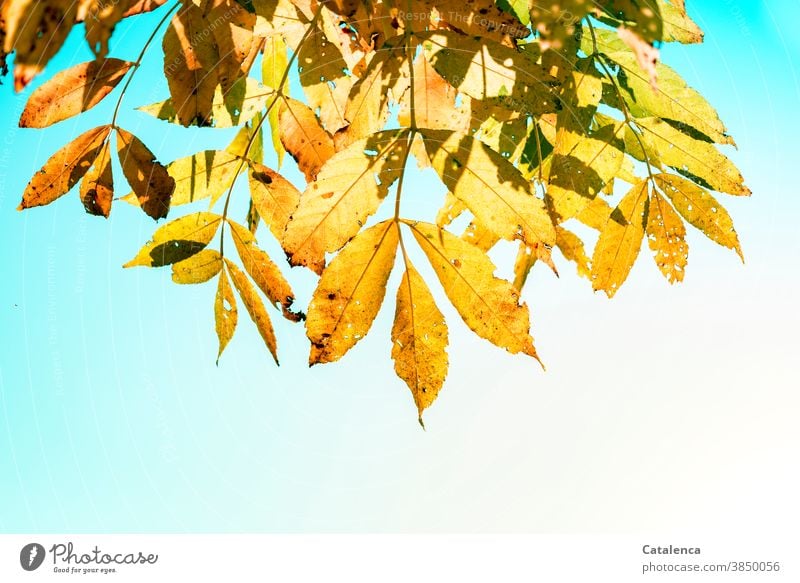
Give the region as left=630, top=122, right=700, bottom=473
left=398, top=56, right=463, bottom=131
left=79, top=138, right=114, bottom=218
left=84, top=0, right=129, bottom=59
left=172, top=249, right=223, bottom=284
left=408, top=222, right=540, bottom=362
left=248, top=162, right=301, bottom=242
left=206, top=0, right=260, bottom=94
left=278, top=97, right=335, bottom=181
left=19, top=125, right=110, bottom=210
left=306, top=220, right=399, bottom=365
left=296, top=12, right=353, bottom=133
left=413, top=0, right=529, bottom=44
left=654, top=173, right=742, bottom=259
left=19, top=58, right=132, bottom=128
left=555, top=226, right=591, bottom=280
left=646, top=189, right=688, bottom=283
left=162, top=3, right=220, bottom=126
left=225, top=260, right=279, bottom=364
left=116, top=128, right=175, bottom=220
left=392, top=261, right=449, bottom=423
left=422, top=31, right=558, bottom=117
left=138, top=77, right=273, bottom=128
left=124, top=212, right=222, bottom=268
left=215, top=265, right=238, bottom=362
left=591, top=180, right=649, bottom=297
left=421, top=129, right=556, bottom=248
left=636, top=117, right=750, bottom=196
left=228, top=221, right=301, bottom=322
left=262, top=35, right=288, bottom=165
left=334, top=41, right=407, bottom=150
left=282, top=129, right=407, bottom=274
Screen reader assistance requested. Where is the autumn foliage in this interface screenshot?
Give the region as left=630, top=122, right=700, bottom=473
left=2, top=0, right=749, bottom=422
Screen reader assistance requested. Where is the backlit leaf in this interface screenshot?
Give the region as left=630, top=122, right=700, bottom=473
left=19, top=125, right=110, bottom=210
left=248, top=162, right=301, bottom=242
left=646, top=189, right=688, bottom=283
left=392, top=256, right=449, bottom=423
left=124, top=212, right=222, bottom=268
left=172, top=249, right=223, bottom=284
left=278, top=97, right=335, bottom=181
left=79, top=138, right=114, bottom=218
left=409, top=222, right=540, bottom=362
left=306, top=220, right=399, bottom=365
left=215, top=265, right=238, bottom=362
left=19, top=59, right=132, bottom=128
left=226, top=259, right=279, bottom=364
left=116, top=128, right=176, bottom=220
left=591, top=180, right=649, bottom=297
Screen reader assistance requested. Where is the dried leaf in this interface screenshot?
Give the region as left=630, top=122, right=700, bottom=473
left=228, top=221, right=301, bottom=322
left=163, top=3, right=220, bottom=126
left=278, top=97, right=335, bottom=181
left=79, top=138, right=114, bottom=217
left=19, top=125, right=110, bottom=210
left=116, top=128, right=176, bottom=220
left=19, top=59, right=132, bottom=128
left=226, top=259, right=279, bottom=364
left=646, top=189, right=688, bottom=283
left=654, top=173, right=742, bottom=259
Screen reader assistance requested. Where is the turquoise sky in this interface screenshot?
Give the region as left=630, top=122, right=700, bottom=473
left=1, top=1, right=798, bottom=533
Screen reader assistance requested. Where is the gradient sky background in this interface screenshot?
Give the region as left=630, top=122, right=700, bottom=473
left=1, top=1, right=798, bottom=533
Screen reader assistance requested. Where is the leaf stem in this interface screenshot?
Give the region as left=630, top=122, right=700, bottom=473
left=110, top=1, right=180, bottom=131
left=586, top=18, right=656, bottom=185
left=218, top=9, right=322, bottom=257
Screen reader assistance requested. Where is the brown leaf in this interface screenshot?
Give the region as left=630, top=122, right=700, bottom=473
left=3, top=0, right=77, bottom=91
left=225, top=259, right=280, bottom=364
left=84, top=0, right=130, bottom=58
left=206, top=0, right=261, bottom=93
left=19, top=59, right=133, bottom=128
left=228, top=221, right=302, bottom=322
left=278, top=97, right=335, bottom=181
left=116, top=128, right=175, bottom=220
left=19, top=125, right=111, bottom=210
left=79, top=139, right=114, bottom=217
left=163, top=3, right=220, bottom=126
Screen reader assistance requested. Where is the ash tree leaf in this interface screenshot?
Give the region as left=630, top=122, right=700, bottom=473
left=306, top=220, right=399, bottom=365
left=646, top=189, right=688, bottom=283
left=215, top=265, right=238, bottom=362
left=3, top=0, right=76, bottom=91
left=206, top=0, right=261, bottom=94
left=398, top=56, right=465, bottom=131
left=124, top=212, right=222, bottom=268
left=83, top=0, right=130, bottom=59
left=421, top=129, right=557, bottom=250
left=422, top=31, right=559, bottom=117
left=282, top=129, right=408, bottom=274
left=278, top=97, right=335, bottom=181
left=116, top=128, right=176, bottom=220
left=19, top=58, right=133, bottom=128
left=392, top=262, right=449, bottom=423
left=228, top=221, right=302, bottom=322
left=334, top=41, right=407, bottom=150
left=19, top=125, right=111, bottom=210
left=408, top=222, right=541, bottom=363
left=654, top=173, right=743, bottom=259
left=225, top=259, right=280, bottom=364
left=248, top=162, right=301, bottom=242
left=79, top=138, right=114, bottom=218
left=591, top=180, right=650, bottom=297
left=261, top=34, right=289, bottom=165
left=162, top=2, right=220, bottom=127
left=172, top=249, right=223, bottom=284
left=636, top=117, right=750, bottom=196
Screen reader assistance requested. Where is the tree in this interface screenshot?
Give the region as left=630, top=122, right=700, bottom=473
left=2, top=0, right=749, bottom=423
